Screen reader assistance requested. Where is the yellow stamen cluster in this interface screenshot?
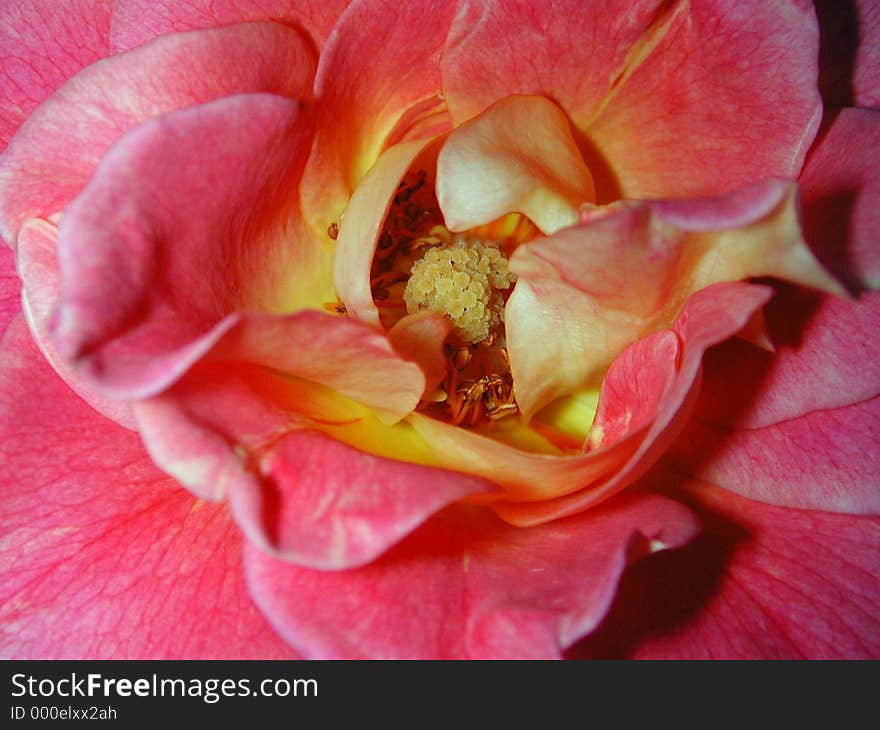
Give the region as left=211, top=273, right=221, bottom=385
left=403, top=238, right=516, bottom=344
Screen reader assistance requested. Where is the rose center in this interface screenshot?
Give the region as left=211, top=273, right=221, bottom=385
left=403, top=237, right=515, bottom=346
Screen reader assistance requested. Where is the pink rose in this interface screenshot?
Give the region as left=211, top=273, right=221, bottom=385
left=0, top=0, right=877, bottom=659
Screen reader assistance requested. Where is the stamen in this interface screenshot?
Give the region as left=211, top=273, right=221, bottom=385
left=367, top=167, right=529, bottom=427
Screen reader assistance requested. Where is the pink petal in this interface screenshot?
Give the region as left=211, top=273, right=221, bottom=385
left=50, top=93, right=328, bottom=398
left=665, top=290, right=880, bottom=513
left=495, top=283, right=773, bottom=525
left=407, top=283, right=769, bottom=514
left=229, top=430, right=494, bottom=569
left=0, top=0, right=113, bottom=152
left=206, top=311, right=426, bottom=423
left=111, top=0, right=350, bottom=52
left=134, top=362, right=491, bottom=568
left=0, top=242, right=19, bottom=337
left=133, top=354, right=429, bottom=502
left=685, top=290, right=880, bottom=431
left=506, top=180, right=842, bottom=417
left=800, top=108, right=880, bottom=290
left=670, top=396, right=880, bottom=514
left=387, top=311, right=452, bottom=394
left=436, top=95, right=595, bottom=234
left=0, top=21, right=316, bottom=245
left=299, top=0, right=456, bottom=239
left=333, top=137, right=437, bottom=327
left=0, top=319, right=294, bottom=658
left=16, top=218, right=134, bottom=427
left=244, top=492, right=699, bottom=658
left=574, top=472, right=880, bottom=659
left=442, top=0, right=821, bottom=201
left=815, top=0, right=880, bottom=109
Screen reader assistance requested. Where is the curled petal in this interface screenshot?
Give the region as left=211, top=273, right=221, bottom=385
left=436, top=95, right=595, bottom=234
left=0, top=0, right=113, bottom=152
left=229, top=431, right=493, bottom=570
left=16, top=218, right=133, bottom=427
left=408, top=283, right=770, bottom=514
left=134, top=358, right=434, bottom=502
left=50, top=93, right=331, bottom=397
left=244, top=492, right=699, bottom=658
left=207, top=312, right=426, bottom=424
left=135, top=366, right=490, bottom=568
left=111, top=0, right=351, bottom=52
left=0, top=320, right=294, bottom=658
left=492, top=282, right=773, bottom=523
left=334, top=138, right=436, bottom=327
left=300, top=0, right=456, bottom=238
left=442, top=0, right=821, bottom=200
left=506, top=180, right=842, bottom=417
left=387, top=311, right=452, bottom=395
left=0, top=21, right=316, bottom=245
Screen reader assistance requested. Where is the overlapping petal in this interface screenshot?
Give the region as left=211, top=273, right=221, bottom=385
left=333, top=138, right=438, bottom=327
left=16, top=218, right=134, bottom=426
left=244, top=492, right=699, bottom=659
left=299, top=0, right=456, bottom=238
left=800, top=108, right=880, bottom=290
left=49, top=93, right=328, bottom=398
left=493, top=282, right=772, bottom=525
left=110, top=0, right=351, bottom=52
left=0, top=21, right=316, bottom=245
left=815, top=0, right=880, bottom=109
left=575, top=471, right=880, bottom=659
left=441, top=0, right=822, bottom=201
left=0, top=319, right=295, bottom=659
left=436, top=95, right=595, bottom=234
left=505, top=180, right=842, bottom=418
left=408, top=283, right=770, bottom=521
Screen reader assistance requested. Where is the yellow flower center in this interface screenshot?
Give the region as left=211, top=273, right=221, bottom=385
left=403, top=237, right=515, bottom=345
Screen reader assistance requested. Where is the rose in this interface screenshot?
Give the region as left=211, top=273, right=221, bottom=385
left=0, top=0, right=877, bottom=659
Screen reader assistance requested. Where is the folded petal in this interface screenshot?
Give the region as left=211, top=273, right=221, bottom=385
left=300, top=0, right=456, bottom=239
left=229, top=430, right=493, bottom=569
left=333, top=138, right=437, bottom=327
left=442, top=0, right=821, bottom=200
left=50, top=93, right=330, bottom=397
left=111, top=0, right=350, bottom=52
left=16, top=218, right=134, bottom=427
left=815, top=0, right=880, bottom=109
left=206, top=311, right=426, bottom=423
left=506, top=180, right=842, bottom=417
left=407, top=283, right=770, bottom=517
left=133, top=357, right=489, bottom=568
left=0, top=0, right=113, bottom=152
left=387, top=311, right=451, bottom=394
left=0, top=21, right=316, bottom=244
left=436, top=95, right=595, bottom=234
left=0, top=319, right=294, bottom=658
left=574, top=471, right=880, bottom=659
left=134, top=356, right=435, bottom=502
left=244, top=492, right=699, bottom=658
left=800, top=108, right=880, bottom=290
left=494, top=282, right=773, bottom=524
